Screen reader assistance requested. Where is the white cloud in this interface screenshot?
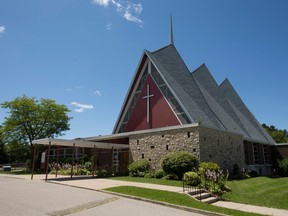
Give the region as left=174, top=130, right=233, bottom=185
left=123, top=10, right=143, bottom=26
left=94, top=90, right=102, bottom=96
left=92, top=0, right=110, bottom=6
left=92, top=0, right=144, bottom=27
left=106, top=23, right=112, bottom=30
left=71, top=102, right=94, bottom=113
left=0, top=26, right=6, bottom=35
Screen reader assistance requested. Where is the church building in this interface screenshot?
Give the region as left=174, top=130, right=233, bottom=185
left=83, top=33, right=275, bottom=176
left=33, top=21, right=277, bottom=177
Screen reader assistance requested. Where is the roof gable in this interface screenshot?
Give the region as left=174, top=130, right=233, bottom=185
left=219, top=79, right=275, bottom=144
left=113, top=43, right=275, bottom=144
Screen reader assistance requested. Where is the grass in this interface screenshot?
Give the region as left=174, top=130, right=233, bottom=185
left=108, top=176, right=183, bottom=187
left=109, top=176, right=288, bottom=210
left=223, top=176, right=288, bottom=210
left=105, top=186, right=263, bottom=216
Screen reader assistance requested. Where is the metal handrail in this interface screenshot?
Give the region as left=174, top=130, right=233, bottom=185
left=183, top=181, right=203, bottom=201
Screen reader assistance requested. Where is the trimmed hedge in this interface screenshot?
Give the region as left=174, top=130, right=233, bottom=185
left=161, top=151, right=198, bottom=179
left=183, top=171, right=201, bottom=186
left=128, top=160, right=150, bottom=177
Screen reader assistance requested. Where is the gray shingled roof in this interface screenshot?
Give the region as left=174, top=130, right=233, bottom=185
left=147, top=45, right=225, bottom=129
left=146, top=44, right=275, bottom=145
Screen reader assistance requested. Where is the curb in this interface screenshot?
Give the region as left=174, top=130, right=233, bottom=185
left=47, top=180, right=228, bottom=216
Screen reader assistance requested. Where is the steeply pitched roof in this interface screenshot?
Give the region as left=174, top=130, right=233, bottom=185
left=219, top=79, right=275, bottom=144
left=147, top=44, right=225, bottom=129
left=113, top=43, right=275, bottom=144
left=147, top=44, right=275, bottom=144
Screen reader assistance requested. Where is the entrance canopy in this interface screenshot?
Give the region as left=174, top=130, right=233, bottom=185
left=31, top=138, right=129, bottom=181
left=32, top=138, right=129, bottom=149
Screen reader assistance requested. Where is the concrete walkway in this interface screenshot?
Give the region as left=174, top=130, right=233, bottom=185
left=4, top=174, right=288, bottom=216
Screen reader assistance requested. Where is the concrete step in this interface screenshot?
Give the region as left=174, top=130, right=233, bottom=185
left=200, top=196, right=218, bottom=204
left=193, top=192, right=211, bottom=200
left=186, top=189, right=205, bottom=196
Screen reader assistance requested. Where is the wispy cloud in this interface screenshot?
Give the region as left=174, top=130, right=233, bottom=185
left=0, top=26, right=6, bottom=36
left=92, top=0, right=110, bottom=6
left=94, top=90, right=102, bottom=96
left=92, top=0, right=144, bottom=27
left=106, top=23, right=112, bottom=30
left=71, top=102, right=94, bottom=113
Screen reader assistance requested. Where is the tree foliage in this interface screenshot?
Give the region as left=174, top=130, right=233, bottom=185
left=1, top=95, right=72, bottom=145
left=262, top=123, right=288, bottom=143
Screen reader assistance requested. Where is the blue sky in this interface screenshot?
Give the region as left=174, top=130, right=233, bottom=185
left=0, top=0, right=287, bottom=139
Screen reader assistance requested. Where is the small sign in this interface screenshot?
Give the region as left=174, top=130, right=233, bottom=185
left=41, top=152, right=46, bottom=163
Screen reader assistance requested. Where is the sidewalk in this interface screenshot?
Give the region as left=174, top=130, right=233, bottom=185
left=3, top=174, right=288, bottom=216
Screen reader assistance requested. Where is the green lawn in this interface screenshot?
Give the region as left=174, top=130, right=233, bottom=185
left=109, top=176, right=288, bottom=210
left=105, top=186, right=262, bottom=216
left=223, top=176, right=288, bottom=210
left=108, top=176, right=183, bottom=187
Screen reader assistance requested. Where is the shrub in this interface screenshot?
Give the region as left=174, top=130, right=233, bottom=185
left=198, top=162, right=228, bottom=195
left=155, top=169, right=165, bottom=179
left=278, top=158, right=288, bottom=176
left=161, top=151, right=198, bottom=179
left=199, top=161, right=221, bottom=173
left=144, top=172, right=155, bottom=178
left=162, top=174, right=179, bottom=180
left=183, top=171, right=201, bottom=186
left=96, top=169, right=109, bottom=178
left=128, top=160, right=150, bottom=177
left=84, top=162, right=92, bottom=171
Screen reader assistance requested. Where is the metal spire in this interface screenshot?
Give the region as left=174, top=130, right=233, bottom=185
left=170, top=14, right=174, bottom=45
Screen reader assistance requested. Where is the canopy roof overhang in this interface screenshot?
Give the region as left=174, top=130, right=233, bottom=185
left=32, top=138, right=129, bottom=149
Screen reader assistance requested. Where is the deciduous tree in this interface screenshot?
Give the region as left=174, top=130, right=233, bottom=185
left=1, top=95, right=72, bottom=146
left=262, top=123, right=288, bottom=143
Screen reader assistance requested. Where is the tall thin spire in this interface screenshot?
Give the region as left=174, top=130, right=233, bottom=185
left=170, top=14, right=174, bottom=45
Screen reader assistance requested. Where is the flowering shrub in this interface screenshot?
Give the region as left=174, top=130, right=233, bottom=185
left=49, top=162, right=91, bottom=176
left=198, top=162, right=228, bottom=195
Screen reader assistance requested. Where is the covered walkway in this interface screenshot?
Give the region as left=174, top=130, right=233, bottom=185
left=31, top=138, right=129, bottom=181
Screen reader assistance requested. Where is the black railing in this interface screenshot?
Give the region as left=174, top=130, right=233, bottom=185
left=183, top=181, right=203, bottom=201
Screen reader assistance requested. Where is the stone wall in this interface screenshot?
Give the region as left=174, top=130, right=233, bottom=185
left=198, top=126, right=245, bottom=173
left=129, top=126, right=200, bottom=170
left=129, top=125, right=246, bottom=173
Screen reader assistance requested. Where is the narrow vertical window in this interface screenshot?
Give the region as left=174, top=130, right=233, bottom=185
left=253, top=143, right=259, bottom=164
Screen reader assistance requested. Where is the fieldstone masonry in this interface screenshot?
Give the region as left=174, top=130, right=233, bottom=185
left=129, top=125, right=246, bottom=173
left=198, top=127, right=245, bottom=172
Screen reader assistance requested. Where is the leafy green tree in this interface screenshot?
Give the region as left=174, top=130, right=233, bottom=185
left=262, top=124, right=288, bottom=143
left=0, top=127, right=9, bottom=163
left=4, top=141, right=30, bottom=163
left=0, top=95, right=72, bottom=162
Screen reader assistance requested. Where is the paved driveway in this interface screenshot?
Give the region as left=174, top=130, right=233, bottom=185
left=0, top=175, right=205, bottom=216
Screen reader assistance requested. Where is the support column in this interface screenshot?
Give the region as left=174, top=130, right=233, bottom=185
left=45, top=141, right=51, bottom=181
left=70, top=143, right=75, bottom=179
left=111, top=147, right=114, bottom=174
left=92, top=145, right=96, bottom=178
left=56, top=146, right=60, bottom=178
left=31, top=144, right=37, bottom=180
left=76, top=147, right=80, bottom=175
